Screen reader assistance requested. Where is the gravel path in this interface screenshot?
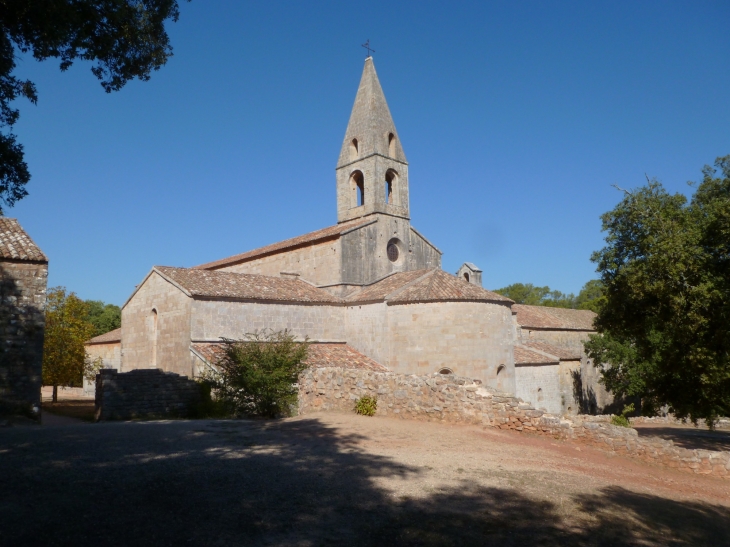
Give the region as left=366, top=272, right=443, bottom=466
left=1, top=412, right=729, bottom=546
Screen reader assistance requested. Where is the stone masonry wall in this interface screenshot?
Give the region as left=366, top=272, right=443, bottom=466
left=299, top=367, right=730, bottom=479
left=95, top=369, right=200, bottom=421
left=0, top=261, right=47, bottom=416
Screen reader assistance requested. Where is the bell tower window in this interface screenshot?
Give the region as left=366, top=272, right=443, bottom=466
left=350, top=170, right=364, bottom=207
left=388, top=133, right=396, bottom=157
left=349, top=138, right=358, bottom=161
left=385, top=169, right=397, bottom=205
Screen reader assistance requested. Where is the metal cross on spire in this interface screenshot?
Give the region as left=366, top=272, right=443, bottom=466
left=361, top=39, right=375, bottom=57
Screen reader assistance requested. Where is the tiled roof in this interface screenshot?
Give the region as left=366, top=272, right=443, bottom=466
left=523, top=340, right=582, bottom=360
left=85, top=328, right=122, bottom=345
left=514, top=345, right=559, bottom=365
left=155, top=266, right=340, bottom=303
left=305, top=343, right=389, bottom=371
left=195, top=217, right=374, bottom=270
left=190, top=342, right=388, bottom=372
left=0, top=218, right=47, bottom=262
left=346, top=270, right=432, bottom=302
left=512, top=304, right=596, bottom=331
left=386, top=269, right=513, bottom=304
left=347, top=269, right=512, bottom=305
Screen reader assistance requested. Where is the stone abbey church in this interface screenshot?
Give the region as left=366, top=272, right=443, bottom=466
left=89, top=57, right=608, bottom=416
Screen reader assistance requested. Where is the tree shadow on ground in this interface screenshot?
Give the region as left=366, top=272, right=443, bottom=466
left=634, top=425, right=730, bottom=452
left=0, top=417, right=728, bottom=546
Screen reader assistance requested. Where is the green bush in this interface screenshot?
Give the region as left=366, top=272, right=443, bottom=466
left=611, top=403, right=635, bottom=428
left=197, top=329, right=309, bottom=418
left=355, top=396, right=377, bottom=416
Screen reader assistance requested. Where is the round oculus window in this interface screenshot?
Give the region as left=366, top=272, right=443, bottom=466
left=387, top=242, right=399, bottom=262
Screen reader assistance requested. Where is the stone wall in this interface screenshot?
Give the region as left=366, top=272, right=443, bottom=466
left=630, top=415, right=730, bottom=431
left=95, top=369, right=200, bottom=421
left=121, top=271, right=193, bottom=376
left=83, top=341, right=122, bottom=396
left=299, top=367, right=730, bottom=479
left=218, top=239, right=343, bottom=288
left=191, top=300, right=345, bottom=344
left=0, top=261, right=47, bottom=417
left=386, top=301, right=515, bottom=393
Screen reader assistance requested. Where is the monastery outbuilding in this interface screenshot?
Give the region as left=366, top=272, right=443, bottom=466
left=90, top=57, right=609, bottom=416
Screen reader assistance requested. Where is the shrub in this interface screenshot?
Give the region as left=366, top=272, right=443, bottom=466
left=355, top=396, right=377, bottom=416
left=611, top=403, right=635, bottom=428
left=198, top=329, right=309, bottom=418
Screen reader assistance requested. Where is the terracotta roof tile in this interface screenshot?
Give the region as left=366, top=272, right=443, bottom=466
left=85, top=328, right=121, bottom=345
left=513, top=304, right=596, bottom=331
left=195, top=217, right=374, bottom=270
left=155, top=266, right=340, bottom=303
left=0, top=218, right=47, bottom=262
left=514, top=345, right=559, bottom=365
left=304, top=343, right=389, bottom=371
left=190, top=342, right=388, bottom=372
left=346, top=269, right=431, bottom=302
left=523, top=340, right=582, bottom=360
left=386, top=270, right=513, bottom=304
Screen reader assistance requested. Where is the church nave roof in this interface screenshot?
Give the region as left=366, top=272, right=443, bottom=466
left=154, top=266, right=340, bottom=303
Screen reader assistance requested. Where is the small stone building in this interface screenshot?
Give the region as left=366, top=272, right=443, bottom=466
left=83, top=327, right=121, bottom=396
left=96, top=57, right=607, bottom=415
left=0, top=218, right=48, bottom=417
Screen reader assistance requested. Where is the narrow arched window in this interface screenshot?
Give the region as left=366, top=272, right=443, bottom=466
left=349, top=138, right=358, bottom=161
left=151, top=308, right=158, bottom=368
left=463, top=272, right=470, bottom=282
left=388, top=133, right=396, bottom=157
left=385, top=169, right=397, bottom=205
left=497, top=364, right=505, bottom=376
left=350, top=170, right=365, bottom=207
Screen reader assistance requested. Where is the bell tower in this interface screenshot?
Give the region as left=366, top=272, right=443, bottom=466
left=336, top=57, right=409, bottom=223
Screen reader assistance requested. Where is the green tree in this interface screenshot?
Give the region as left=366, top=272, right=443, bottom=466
left=42, top=287, right=97, bottom=402
left=495, top=283, right=577, bottom=308
left=0, top=1, right=185, bottom=213
left=575, top=280, right=605, bottom=312
left=200, top=330, right=309, bottom=418
left=586, top=155, right=730, bottom=426
left=85, top=300, right=121, bottom=336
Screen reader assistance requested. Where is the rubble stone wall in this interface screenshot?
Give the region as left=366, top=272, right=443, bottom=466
left=0, top=261, right=47, bottom=417
left=299, top=367, right=730, bottom=479
left=95, top=368, right=200, bottom=421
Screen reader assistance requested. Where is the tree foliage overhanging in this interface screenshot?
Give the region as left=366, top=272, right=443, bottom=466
left=0, top=0, right=184, bottom=213
left=585, top=155, right=730, bottom=426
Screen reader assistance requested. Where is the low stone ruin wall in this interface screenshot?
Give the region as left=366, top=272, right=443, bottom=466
left=630, top=415, right=730, bottom=431
left=298, top=367, right=730, bottom=479
left=95, top=369, right=200, bottom=421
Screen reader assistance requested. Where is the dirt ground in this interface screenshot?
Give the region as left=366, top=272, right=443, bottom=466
left=1, top=413, right=729, bottom=547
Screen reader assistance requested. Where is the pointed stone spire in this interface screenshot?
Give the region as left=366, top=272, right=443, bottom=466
left=335, top=57, right=410, bottom=223
left=337, top=57, right=407, bottom=167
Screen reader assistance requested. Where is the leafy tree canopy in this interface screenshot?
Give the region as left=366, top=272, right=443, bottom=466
left=585, top=155, right=730, bottom=426
left=200, top=330, right=309, bottom=418
left=43, top=287, right=97, bottom=401
left=0, top=0, right=184, bottom=213
left=84, top=300, right=121, bottom=336
left=495, top=281, right=604, bottom=311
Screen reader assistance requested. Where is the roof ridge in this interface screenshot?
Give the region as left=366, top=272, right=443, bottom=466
left=384, top=269, right=436, bottom=301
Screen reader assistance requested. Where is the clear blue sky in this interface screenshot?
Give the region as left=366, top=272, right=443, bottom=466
left=8, top=1, right=730, bottom=305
